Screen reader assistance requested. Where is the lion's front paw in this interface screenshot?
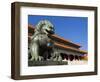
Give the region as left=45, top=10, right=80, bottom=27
left=30, top=56, right=43, bottom=61
left=38, top=56, right=43, bottom=61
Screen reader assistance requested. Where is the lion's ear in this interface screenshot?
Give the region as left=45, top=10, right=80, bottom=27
left=36, top=20, right=45, bottom=31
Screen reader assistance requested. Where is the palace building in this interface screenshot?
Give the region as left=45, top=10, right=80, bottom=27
left=28, top=24, right=88, bottom=65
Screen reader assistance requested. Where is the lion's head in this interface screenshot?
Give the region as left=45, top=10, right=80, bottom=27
left=35, top=20, right=55, bottom=34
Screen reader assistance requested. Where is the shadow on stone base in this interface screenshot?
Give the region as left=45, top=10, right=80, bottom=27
left=28, top=61, right=68, bottom=66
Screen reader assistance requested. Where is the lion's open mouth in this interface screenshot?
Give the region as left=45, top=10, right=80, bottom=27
left=46, top=29, right=54, bottom=34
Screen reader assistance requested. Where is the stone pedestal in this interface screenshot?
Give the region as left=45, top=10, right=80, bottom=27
left=28, top=60, right=68, bottom=66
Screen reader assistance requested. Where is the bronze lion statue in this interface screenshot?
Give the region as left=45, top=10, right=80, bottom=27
left=28, top=20, right=63, bottom=62
left=28, top=20, right=55, bottom=61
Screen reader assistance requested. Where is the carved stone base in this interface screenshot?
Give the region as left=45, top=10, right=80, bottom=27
left=28, top=60, right=68, bottom=66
